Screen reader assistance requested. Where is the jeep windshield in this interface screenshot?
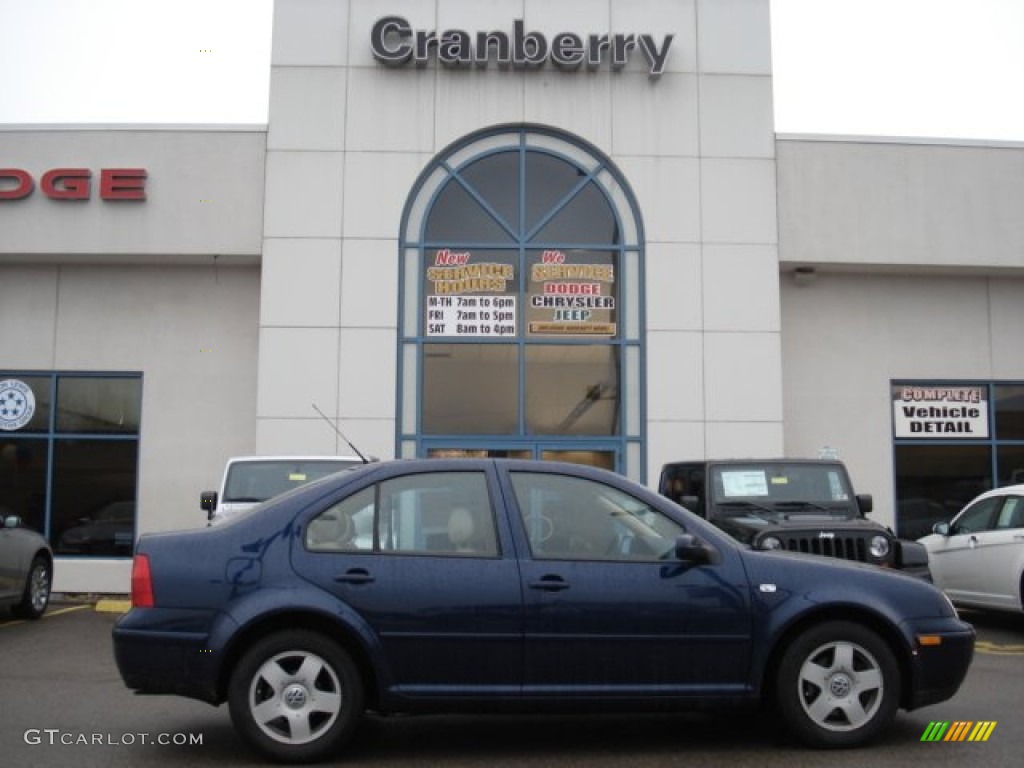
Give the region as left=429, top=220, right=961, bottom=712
left=710, top=464, right=857, bottom=520
left=223, top=460, right=362, bottom=504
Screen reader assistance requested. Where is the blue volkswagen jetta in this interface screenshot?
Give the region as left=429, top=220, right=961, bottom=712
left=113, top=459, right=974, bottom=762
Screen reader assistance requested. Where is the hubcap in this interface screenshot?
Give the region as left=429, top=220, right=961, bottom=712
left=797, top=640, right=884, bottom=732
left=248, top=650, right=343, bottom=745
left=30, top=565, right=50, bottom=612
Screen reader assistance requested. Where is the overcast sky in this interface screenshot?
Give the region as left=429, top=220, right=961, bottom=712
left=1, top=0, right=1022, bottom=142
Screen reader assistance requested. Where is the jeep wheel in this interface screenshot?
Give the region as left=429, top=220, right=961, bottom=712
left=776, top=621, right=900, bottom=748
left=228, top=630, right=363, bottom=763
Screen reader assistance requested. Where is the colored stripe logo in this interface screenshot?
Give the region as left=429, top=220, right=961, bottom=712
left=921, top=721, right=997, bottom=742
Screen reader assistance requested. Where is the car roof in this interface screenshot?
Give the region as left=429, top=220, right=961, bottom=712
left=967, top=483, right=1024, bottom=504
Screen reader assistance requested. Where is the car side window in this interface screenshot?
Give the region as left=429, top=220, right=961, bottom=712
left=305, top=472, right=499, bottom=556
left=951, top=496, right=1000, bottom=534
left=306, top=487, right=374, bottom=551
left=378, top=472, right=498, bottom=556
left=995, top=497, right=1024, bottom=529
left=509, top=472, right=684, bottom=561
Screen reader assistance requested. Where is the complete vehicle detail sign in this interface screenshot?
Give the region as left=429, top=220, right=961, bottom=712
left=892, top=385, right=989, bottom=438
left=371, top=17, right=674, bottom=77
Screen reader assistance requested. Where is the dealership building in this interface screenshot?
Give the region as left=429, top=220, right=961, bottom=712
left=2, top=0, right=1022, bottom=594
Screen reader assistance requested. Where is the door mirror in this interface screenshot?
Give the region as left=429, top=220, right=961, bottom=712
left=856, top=494, right=873, bottom=515
left=932, top=521, right=951, bottom=537
left=200, top=491, right=218, bottom=520
left=3, top=514, right=23, bottom=529
left=674, top=533, right=718, bottom=565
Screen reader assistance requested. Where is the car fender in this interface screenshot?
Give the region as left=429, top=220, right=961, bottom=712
left=739, top=552, right=930, bottom=687
left=208, top=583, right=397, bottom=701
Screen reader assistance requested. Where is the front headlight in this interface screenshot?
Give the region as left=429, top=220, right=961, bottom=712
left=869, top=535, right=891, bottom=559
left=760, top=536, right=783, bottom=551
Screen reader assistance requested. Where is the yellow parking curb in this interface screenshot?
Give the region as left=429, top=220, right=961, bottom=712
left=94, top=598, right=132, bottom=614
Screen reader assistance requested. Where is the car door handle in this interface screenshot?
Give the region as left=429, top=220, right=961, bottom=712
left=528, top=575, right=570, bottom=592
left=968, top=535, right=979, bottom=548
left=335, top=568, right=375, bottom=585
left=1013, top=534, right=1024, bottom=541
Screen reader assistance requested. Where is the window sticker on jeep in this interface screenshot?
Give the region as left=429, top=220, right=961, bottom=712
left=827, top=472, right=849, bottom=500
left=289, top=473, right=307, bottom=481
left=721, top=471, right=769, bottom=497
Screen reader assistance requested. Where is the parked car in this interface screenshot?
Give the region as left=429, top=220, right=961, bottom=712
left=919, top=484, right=1024, bottom=614
left=201, top=455, right=365, bottom=523
left=57, top=500, right=135, bottom=555
left=658, top=459, right=931, bottom=578
left=0, top=513, right=53, bottom=619
left=114, top=459, right=974, bottom=763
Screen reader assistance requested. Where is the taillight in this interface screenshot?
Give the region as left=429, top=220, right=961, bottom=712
left=131, top=554, right=155, bottom=607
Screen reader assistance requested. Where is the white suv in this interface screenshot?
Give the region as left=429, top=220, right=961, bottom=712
left=201, top=455, right=364, bottom=523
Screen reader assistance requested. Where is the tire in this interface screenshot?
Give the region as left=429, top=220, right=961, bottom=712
left=11, top=556, right=51, bottom=620
left=228, top=630, right=363, bottom=763
left=775, top=621, right=900, bottom=748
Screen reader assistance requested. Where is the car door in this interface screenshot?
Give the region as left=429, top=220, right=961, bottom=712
left=291, top=467, right=524, bottom=697
left=968, top=495, right=1024, bottom=609
left=928, top=496, right=1001, bottom=605
left=0, top=524, right=20, bottom=598
left=503, top=468, right=752, bottom=698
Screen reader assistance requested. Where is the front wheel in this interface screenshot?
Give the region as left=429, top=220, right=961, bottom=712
left=12, top=556, right=51, bottom=619
left=228, top=630, right=364, bottom=763
left=775, top=621, right=900, bottom=748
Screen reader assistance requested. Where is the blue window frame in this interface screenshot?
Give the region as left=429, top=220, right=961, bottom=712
left=0, top=371, right=141, bottom=557
left=891, top=379, right=1024, bottom=538
left=397, top=126, right=645, bottom=480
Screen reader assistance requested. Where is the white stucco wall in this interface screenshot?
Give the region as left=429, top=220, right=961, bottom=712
left=260, top=0, right=782, bottom=482
left=1, top=127, right=266, bottom=592
left=777, top=137, right=1024, bottom=527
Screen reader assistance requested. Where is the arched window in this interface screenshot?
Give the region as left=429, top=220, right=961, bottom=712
left=397, top=126, right=645, bottom=479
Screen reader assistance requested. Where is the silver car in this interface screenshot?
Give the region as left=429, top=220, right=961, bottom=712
left=920, top=483, right=1024, bottom=614
left=0, top=514, right=53, bottom=619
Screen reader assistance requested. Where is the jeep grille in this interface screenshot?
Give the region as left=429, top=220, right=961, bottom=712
left=782, top=535, right=870, bottom=562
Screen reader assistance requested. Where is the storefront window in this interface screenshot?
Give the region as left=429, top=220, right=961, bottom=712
left=892, top=381, right=1024, bottom=537
left=0, top=372, right=141, bottom=556
left=399, top=127, right=644, bottom=478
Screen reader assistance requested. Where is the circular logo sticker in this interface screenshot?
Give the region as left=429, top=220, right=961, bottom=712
left=0, top=379, right=36, bottom=431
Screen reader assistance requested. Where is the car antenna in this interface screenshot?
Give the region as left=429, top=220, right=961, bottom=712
left=311, top=403, right=371, bottom=463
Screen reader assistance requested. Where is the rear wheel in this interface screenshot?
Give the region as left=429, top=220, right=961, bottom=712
left=12, top=556, right=51, bottom=619
left=228, top=630, right=363, bottom=763
left=775, top=621, right=900, bottom=748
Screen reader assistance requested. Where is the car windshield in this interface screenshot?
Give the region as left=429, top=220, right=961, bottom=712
left=710, top=465, right=856, bottom=519
left=223, top=460, right=362, bottom=503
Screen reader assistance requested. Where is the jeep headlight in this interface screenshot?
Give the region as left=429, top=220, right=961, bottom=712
left=760, top=536, right=783, bottom=551
left=869, top=535, right=890, bottom=559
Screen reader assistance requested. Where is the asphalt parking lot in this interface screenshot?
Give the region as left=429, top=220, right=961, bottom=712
left=1, top=600, right=1021, bottom=767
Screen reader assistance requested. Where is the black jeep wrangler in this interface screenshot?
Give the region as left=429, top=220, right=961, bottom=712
left=659, top=458, right=930, bottom=579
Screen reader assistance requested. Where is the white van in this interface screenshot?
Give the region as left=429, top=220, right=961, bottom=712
left=201, top=455, right=364, bottom=523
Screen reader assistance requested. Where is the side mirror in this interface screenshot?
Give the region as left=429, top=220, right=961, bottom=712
left=856, top=494, right=873, bottom=515
left=200, top=491, right=218, bottom=520
left=3, top=514, right=22, bottom=529
left=932, top=521, right=951, bottom=537
left=674, top=533, right=718, bottom=565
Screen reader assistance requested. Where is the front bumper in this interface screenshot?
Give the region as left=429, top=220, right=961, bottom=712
left=904, top=618, right=976, bottom=710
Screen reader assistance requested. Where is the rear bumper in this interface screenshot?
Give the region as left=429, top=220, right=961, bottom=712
left=111, top=609, right=223, bottom=704
left=904, top=619, right=976, bottom=710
